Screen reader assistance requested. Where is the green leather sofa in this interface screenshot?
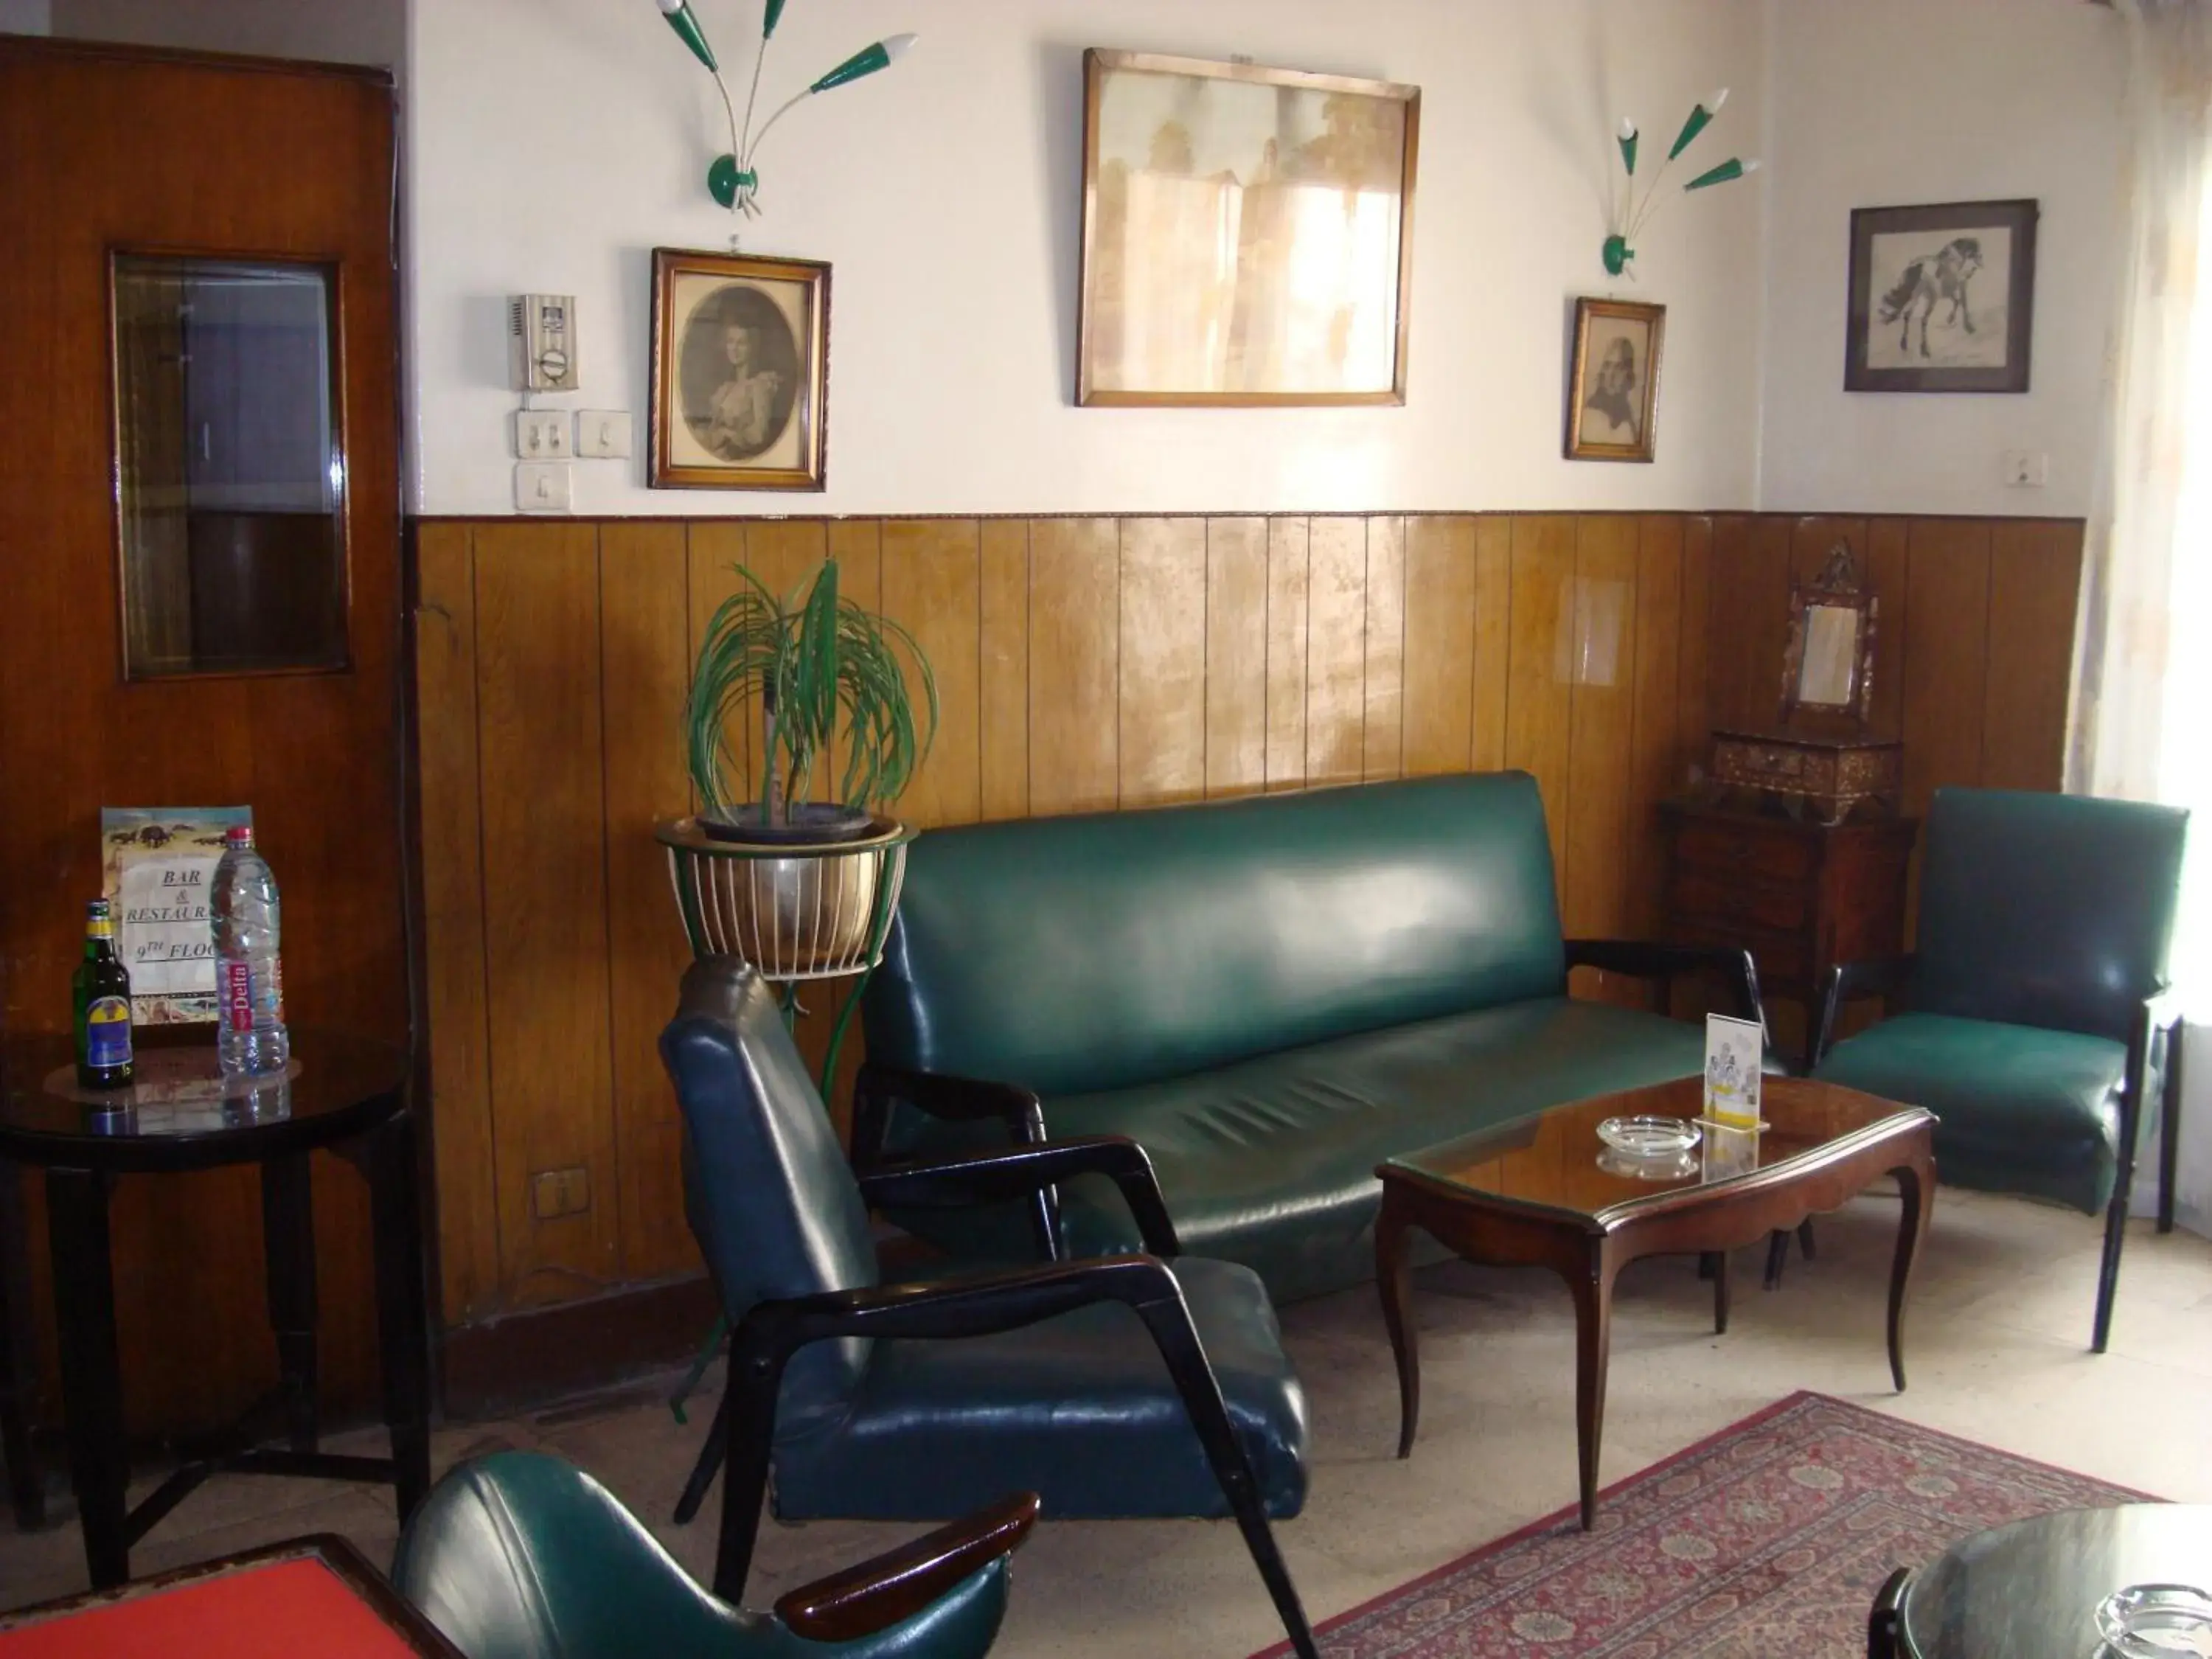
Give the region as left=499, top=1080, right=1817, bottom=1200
left=857, top=773, right=1760, bottom=1304
left=1812, top=787, right=2190, bottom=1352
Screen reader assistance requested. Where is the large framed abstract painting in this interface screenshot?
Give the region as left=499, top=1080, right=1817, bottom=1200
left=1845, top=198, right=2037, bottom=393
left=1076, top=49, right=1420, bottom=407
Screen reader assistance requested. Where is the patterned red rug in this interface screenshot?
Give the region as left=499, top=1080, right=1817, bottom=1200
left=1255, top=1391, right=2152, bottom=1657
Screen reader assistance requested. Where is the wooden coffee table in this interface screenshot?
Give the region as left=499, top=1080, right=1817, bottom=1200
left=1375, top=1074, right=1935, bottom=1529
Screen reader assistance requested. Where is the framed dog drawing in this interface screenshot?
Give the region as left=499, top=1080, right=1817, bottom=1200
left=1846, top=199, right=2037, bottom=393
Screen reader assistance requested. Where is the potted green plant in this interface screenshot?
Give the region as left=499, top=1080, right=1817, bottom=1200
left=662, top=557, right=936, bottom=976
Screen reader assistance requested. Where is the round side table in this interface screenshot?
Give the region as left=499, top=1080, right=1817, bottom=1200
left=0, top=1030, right=431, bottom=1589
left=1869, top=1504, right=2212, bottom=1658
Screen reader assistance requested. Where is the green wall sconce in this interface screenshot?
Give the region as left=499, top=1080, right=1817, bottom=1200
left=1604, top=89, right=1759, bottom=278
left=650, top=0, right=917, bottom=223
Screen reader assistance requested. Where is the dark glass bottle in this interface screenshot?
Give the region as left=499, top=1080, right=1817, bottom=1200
left=72, top=899, right=134, bottom=1090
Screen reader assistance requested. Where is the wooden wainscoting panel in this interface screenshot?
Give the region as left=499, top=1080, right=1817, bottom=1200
left=1505, top=515, right=1576, bottom=877
left=1363, top=516, right=1407, bottom=782
left=1265, top=517, right=1312, bottom=791
left=1029, top=518, right=1120, bottom=815
left=597, top=522, right=696, bottom=1285
left=1675, top=515, right=1713, bottom=782
left=1900, top=517, right=1994, bottom=930
left=1981, top=521, right=2081, bottom=792
left=686, top=520, right=752, bottom=799
left=1627, top=515, right=1686, bottom=939
left=473, top=520, right=622, bottom=1305
left=880, top=520, right=981, bottom=829
left=1865, top=517, right=1913, bottom=743
left=414, top=523, right=499, bottom=1326
left=978, top=520, right=1031, bottom=821
left=1471, top=515, right=1513, bottom=772
left=1562, top=516, right=1641, bottom=993
left=1119, top=517, right=1208, bottom=806
left=1305, top=515, right=1368, bottom=787
left=1400, top=515, right=1475, bottom=776
left=1205, top=517, right=1270, bottom=799
left=826, top=521, right=886, bottom=805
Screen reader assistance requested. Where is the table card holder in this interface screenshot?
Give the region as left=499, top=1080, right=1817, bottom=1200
left=1703, top=1012, right=1764, bottom=1130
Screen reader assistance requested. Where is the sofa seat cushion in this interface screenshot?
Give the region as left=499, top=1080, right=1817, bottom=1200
left=771, top=1257, right=1307, bottom=1523
left=1029, top=995, right=1703, bottom=1302
left=1812, top=1012, right=2127, bottom=1214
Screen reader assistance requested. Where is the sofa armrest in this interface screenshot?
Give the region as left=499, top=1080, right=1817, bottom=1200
left=1812, top=953, right=1919, bottom=1068
left=1563, top=938, right=1763, bottom=1026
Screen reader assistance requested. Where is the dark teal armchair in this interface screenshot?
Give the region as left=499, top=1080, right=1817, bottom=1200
left=1812, top=788, right=2190, bottom=1352
left=659, top=960, right=1318, bottom=1659
left=392, top=1450, right=1037, bottom=1658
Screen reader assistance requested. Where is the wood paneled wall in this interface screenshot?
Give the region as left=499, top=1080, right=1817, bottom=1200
left=413, top=512, right=2081, bottom=1326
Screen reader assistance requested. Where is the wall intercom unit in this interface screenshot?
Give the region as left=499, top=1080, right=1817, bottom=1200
left=509, top=293, right=579, bottom=393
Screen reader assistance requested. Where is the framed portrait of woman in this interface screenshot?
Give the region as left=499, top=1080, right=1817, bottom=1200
left=649, top=248, right=829, bottom=490
left=1565, top=297, right=1663, bottom=463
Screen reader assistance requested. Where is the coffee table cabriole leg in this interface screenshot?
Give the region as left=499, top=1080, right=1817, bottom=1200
left=1375, top=1187, right=1422, bottom=1459
left=1565, top=1236, right=1621, bottom=1531
left=1888, top=1142, right=1936, bottom=1391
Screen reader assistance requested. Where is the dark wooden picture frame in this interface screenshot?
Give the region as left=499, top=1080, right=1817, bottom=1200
left=1565, top=297, right=1664, bottom=463
left=1076, top=48, right=1420, bottom=407
left=649, top=247, right=829, bottom=490
left=1845, top=198, right=2037, bottom=393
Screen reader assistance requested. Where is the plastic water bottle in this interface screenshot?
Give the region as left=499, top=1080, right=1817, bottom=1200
left=212, top=824, right=291, bottom=1077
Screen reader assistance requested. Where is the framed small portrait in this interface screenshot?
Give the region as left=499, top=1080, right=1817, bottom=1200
left=1077, top=49, right=1419, bottom=406
left=1846, top=199, right=2037, bottom=393
left=1566, top=297, right=1663, bottom=462
left=649, top=247, right=828, bottom=490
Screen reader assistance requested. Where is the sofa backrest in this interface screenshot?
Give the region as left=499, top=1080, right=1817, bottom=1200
left=863, top=772, right=1567, bottom=1096
left=1914, top=787, right=2188, bottom=1043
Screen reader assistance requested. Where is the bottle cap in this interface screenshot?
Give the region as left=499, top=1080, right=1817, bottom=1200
left=85, top=898, right=111, bottom=918
left=226, top=824, right=254, bottom=848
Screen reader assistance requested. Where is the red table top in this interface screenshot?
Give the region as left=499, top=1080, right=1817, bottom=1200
left=0, top=1557, right=425, bottom=1659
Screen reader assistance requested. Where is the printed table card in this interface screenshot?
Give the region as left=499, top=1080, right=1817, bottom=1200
left=101, top=807, right=251, bottom=1024
left=1703, top=1012, right=1764, bottom=1129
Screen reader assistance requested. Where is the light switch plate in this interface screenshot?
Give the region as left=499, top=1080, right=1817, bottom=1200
left=515, top=460, right=573, bottom=512
left=2001, top=449, right=2048, bottom=487
left=575, top=410, right=633, bottom=459
left=513, top=409, right=570, bottom=459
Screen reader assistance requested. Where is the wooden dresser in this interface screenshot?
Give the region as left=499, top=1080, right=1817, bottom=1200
left=1658, top=798, right=1919, bottom=1067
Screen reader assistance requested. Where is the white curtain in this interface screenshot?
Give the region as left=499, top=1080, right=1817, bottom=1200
left=2070, top=0, right=2212, bottom=1020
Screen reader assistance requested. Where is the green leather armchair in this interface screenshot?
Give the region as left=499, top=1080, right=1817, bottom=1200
left=659, top=960, right=1319, bottom=1659
left=1812, top=787, right=2190, bottom=1352
left=392, top=1450, right=1037, bottom=1658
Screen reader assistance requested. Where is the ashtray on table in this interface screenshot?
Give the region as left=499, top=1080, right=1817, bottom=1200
left=1595, top=1147, right=1700, bottom=1182
left=1596, top=1115, right=1702, bottom=1158
left=2097, top=1585, right=2212, bottom=1658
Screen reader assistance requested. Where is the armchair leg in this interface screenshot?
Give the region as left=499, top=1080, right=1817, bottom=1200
left=1130, top=1298, right=1318, bottom=1659
left=712, top=1363, right=779, bottom=1604
left=2093, top=1189, right=2131, bottom=1355
left=1867, top=1565, right=1910, bottom=1658
left=2160, top=1023, right=2186, bottom=1236
left=674, top=1390, right=730, bottom=1526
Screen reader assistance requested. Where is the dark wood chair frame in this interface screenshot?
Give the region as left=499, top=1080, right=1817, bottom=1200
left=690, top=1133, right=1320, bottom=1659
left=1815, top=955, right=2188, bottom=1353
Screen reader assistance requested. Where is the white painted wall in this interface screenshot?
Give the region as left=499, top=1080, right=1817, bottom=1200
left=0, top=1, right=48, bottom=33
left=1757, top=0, right=2126, bottom=517
left=406, top=0, right=1770, bottom=517
left=46, top=0, right=400, bottom=67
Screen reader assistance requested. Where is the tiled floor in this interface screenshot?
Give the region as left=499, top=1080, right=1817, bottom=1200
left=2, top=1189, right=2209, bottom=1655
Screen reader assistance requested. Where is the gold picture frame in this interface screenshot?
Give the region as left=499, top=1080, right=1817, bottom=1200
left=1565, top=297, right=1664, bottom=463
left=1076, top=48, right=1420, bottom=407
left=649, top=247, right=829, bottom=490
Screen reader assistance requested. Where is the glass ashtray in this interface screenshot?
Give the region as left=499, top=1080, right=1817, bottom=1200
left=2096, top=1585, right=2212, bottom=1658
left=1596, top=1115, right=1702, bottom=1158
left=1596, top=1147, right=1699, bottom=1182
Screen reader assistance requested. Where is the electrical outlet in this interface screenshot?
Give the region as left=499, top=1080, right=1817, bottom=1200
left=515, top=461, right=573, bottom=512
left=514, top=409, right=570, bottom=459
left=530, top=1166, right=591, bottom=1220
left=2001, top=449, right=2048, bottom=488
left=575, top=410, right=633, bottom=459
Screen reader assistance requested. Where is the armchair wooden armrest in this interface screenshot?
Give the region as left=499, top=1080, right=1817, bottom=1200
left=1812, top=953, right=1919, bottom=1068
left=774, top=1492, right=1041, bottom=1642
left=1563, top=937, right=1764, bottom=1026
left=858, top=1136, right=1181, bottom=1258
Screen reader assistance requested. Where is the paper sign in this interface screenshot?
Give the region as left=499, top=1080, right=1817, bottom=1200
left=1703, top=1012, right=1764, bottom=1128
left=100, top=807, right=251, bottom=1025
